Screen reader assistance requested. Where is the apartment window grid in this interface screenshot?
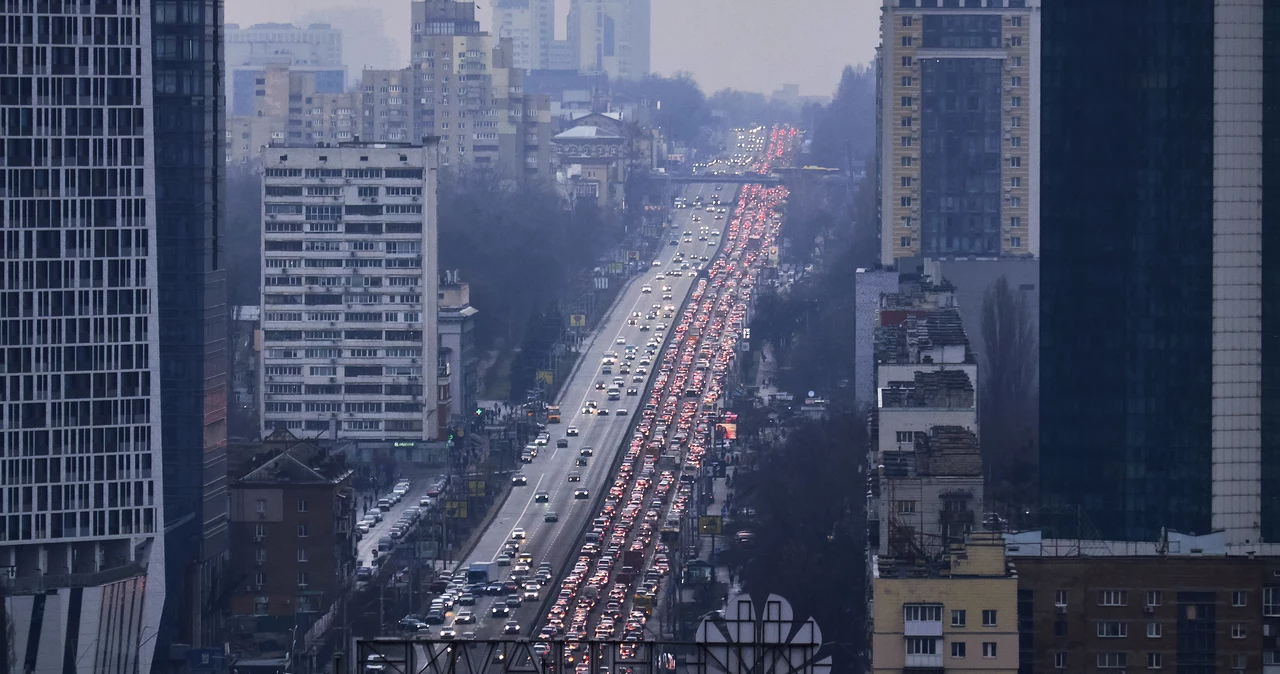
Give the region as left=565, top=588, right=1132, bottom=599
left=1101, top=590, right=1129, bottom=606
left=903, top=604, right=942, bottom=622
left=261, top=151, right=433, bottom=440
left=0, top=3, right=160, bottom=548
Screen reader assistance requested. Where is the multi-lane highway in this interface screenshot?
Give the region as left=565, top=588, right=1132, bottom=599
left=445, top=182, right=735, bottom=638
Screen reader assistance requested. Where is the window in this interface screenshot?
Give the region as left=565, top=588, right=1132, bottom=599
left=1011, top=116, right=1022, bottom=127
left=900, top=236, right=912, bottom=248
left=1011, top=16, right=1023, bottom=27
left=297, top=499, right=308, bottom=513
left=297, top=524, right=309, bottom=538
left=952, top=609, right=966, bottom=627
left=1009, top=156, right=1022, bottom=168
left=1265, top=587, right=1280, bottom=616
left=1231, top=623, right=1247, bottom=639
left=896, top=431, right=914, bottom=443
left=255, top=499, right=266, bottom=514
left=1010, top=236, right=1022, bottom=248
left=902, top=36, right=913, bottom=46
left=901, top=196, right=913, bottom=208
left=1054, top=590, right=1067, bottom=607
left=1010, top=36, right=1022, bottom=46
left=1101, top=590, right=1128, bottom=606
left=1011, top=216, right=1022, bottom=228
left=255, top=524, right=266, bottom=539
left=903, top=605, right=942, bottom=621
left=901, top=136, right=913, bottom=147
left=901, top=96, right=913, bottom=107
left=1011, top=96, right=1022, bottom=107
left=902, top=56, right=913, bottom=67
left=297, top=549, right=308, bottom=562
left=1233, top=655, right=1247, bottom=671
left=1232, top=591, right=1247, bottom=607
left=1146, top=622, right=1162, bottom=638
left=297, top=571, right=310, bottom=588
left=1098, top=653, right=1128, bottom=669
left=1097, top=621, right=1127, bottom=638
left=1013, top=56, right=1023, bottom=66
left=901, top=76, right=913, bottom=87
left=951, top=642, right=965, bottom=658
left=982, top=610, right=997, bottom=627
left=901, top=156, right=913, bottom=167
left=1011, top=197, right=1022, bottom=207
left=901, top=176, right=913, bottom=187
left=1011, top=76, right=1022, bottom=87
left=901, top=116, right=913, bottom=128
left=982, top=642, right=996, bottom=658
left=1010, top=136, right=1021, bottom=147
left=1054, top=653, right=1066, bottom=669
left=1144, top=590, right=1161, bottom=607
left=1147, top=653, right=1162, bottom=670
left=1011, top=177, right=1022, bottom=188
left=901, top=216, right=913, bottom=228
left=902, top=16, right=913, bottom=26
left=905, top=638, right=938, bottom=655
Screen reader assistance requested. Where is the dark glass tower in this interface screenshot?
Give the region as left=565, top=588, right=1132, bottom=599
left=151, top=0, right=230, bottom=659
left=1040, top=0, right=1269, bottom=545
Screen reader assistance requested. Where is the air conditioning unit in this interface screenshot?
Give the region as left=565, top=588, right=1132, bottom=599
left=412, top=196, right=420, bottom=202
left=267, top=375, right=275, bottom=381
left=1055, top=604, right=1067, bottom=614
left=1143, top=605, right=1155, bottom=614
left=329, top=377, right=337, bottom=384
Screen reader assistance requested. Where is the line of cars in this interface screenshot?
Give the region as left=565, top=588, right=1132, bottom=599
left=534, top=127, right=797, bottom=657
left=355, top=477, right=449, bottom=580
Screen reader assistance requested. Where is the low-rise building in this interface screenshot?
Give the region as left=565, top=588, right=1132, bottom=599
left=227, top=438, right=356, bottom=660
left=879, top=426, right=984, bottom=560
left=872, top=531, right=1018, bottom=674
left=1007, top=531, right=1280, bottom=672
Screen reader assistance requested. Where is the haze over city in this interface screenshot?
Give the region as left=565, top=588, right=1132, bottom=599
left=224, top=0, right=878, bottom=95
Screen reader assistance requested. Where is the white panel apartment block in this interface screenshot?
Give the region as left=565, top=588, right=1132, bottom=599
left=1211, top=0, right=1264, bottom=547
left=260, top=142, right=440, bottom=441
left=0, top=1, right=168, bottom=671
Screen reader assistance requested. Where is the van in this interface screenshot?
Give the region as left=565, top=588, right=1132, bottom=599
left=378, top=536, right=393, bottom=552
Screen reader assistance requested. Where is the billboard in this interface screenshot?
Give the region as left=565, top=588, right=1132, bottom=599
left=715, top=423, right=737, bottom=440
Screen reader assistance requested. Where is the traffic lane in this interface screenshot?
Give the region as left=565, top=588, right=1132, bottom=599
left=356, top=484, right=432, bottom=569
left=461, top=187, right=719, bottom=637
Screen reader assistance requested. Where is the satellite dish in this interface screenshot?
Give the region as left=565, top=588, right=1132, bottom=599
left=807, top=390, right=815, bottom=398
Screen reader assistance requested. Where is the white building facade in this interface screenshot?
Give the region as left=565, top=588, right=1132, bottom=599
left=259, top=142, right=441, bottom=441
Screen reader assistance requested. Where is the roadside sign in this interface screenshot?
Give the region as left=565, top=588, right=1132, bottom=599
left=467, top=479, right=486, bottom=497
left=628, top=250, right=640, bottom=261
left=698, top=515, right=723, bottom=535
left=536, top=370, right=554, bottom=386
left=444, top=501, right=468, bottom=519
left=570, top=314, right=587, bottom=327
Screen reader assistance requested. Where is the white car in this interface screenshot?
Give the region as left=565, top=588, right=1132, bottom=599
left=641, top=285, right=652, bottom=293
left=511, top=527, right=526, bottom=540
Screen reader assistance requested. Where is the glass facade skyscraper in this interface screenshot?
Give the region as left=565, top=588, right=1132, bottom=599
left=1040, top=0, right=1269, bottom=546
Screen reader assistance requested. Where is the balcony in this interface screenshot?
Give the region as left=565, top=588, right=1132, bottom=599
left=904, top=618, right=942, bottom=637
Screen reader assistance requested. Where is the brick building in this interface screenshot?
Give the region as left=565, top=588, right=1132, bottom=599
left=227, top=441, right=357, bottom=657
left=1013, top=552, right=1279, bottom=673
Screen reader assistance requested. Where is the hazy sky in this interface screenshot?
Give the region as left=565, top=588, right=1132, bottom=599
left=223, top=0, right=878, bottom=96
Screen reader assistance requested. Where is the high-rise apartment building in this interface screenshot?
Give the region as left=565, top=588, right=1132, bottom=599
left=0, top=0, right=226, bottom=669
left=566, top=0, right=650, bottom=80
left=225, top=23, right=346, bottom=117
left=493, top=0, right=555, bottom=71
left=227, top=66, right=360, bottom=164
left=877, top=0, right=1039, bottom=266
left=259, top=142, right=441, bottom=442
left=400, top=0, right=553, bottom=179
left=1039, top=0, right=1273, bottom=547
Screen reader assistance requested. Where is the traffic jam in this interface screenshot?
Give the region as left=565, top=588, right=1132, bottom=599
left=534, top=127, right=797, bottom=660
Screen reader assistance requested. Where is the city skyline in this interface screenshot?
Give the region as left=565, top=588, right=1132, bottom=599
left=221, top=0, right=878, bottom=96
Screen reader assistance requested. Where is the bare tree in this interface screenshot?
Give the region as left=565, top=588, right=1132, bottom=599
left=980, top=275, right=1038, bottom=514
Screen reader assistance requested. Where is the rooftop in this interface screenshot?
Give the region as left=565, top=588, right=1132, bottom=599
left=553, top=126, right=624, bottom=140
left=880, top=370, right=975, bottom=409
left=234, top=431, right=353, bottom=486
left=875, top=308, right=973, bottom=364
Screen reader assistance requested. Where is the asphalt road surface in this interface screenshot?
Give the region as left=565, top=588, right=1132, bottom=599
left=448, top=184, right=731, bottom=638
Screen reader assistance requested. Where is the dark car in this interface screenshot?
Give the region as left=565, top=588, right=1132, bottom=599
left=424, top=611, right=445, bottom=625
left=491, top=604, right=511, bottom=618
left=534, top=491, right=550, bottom=503
left=574, top=489, right=590, bottom=499
left=511, top=474, right=528, bottom=486
left=575, top=457, right=589, bottom=467
left=505, top=594, right=522, bottom=608
left=556, top=438, right=569, bottom=448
